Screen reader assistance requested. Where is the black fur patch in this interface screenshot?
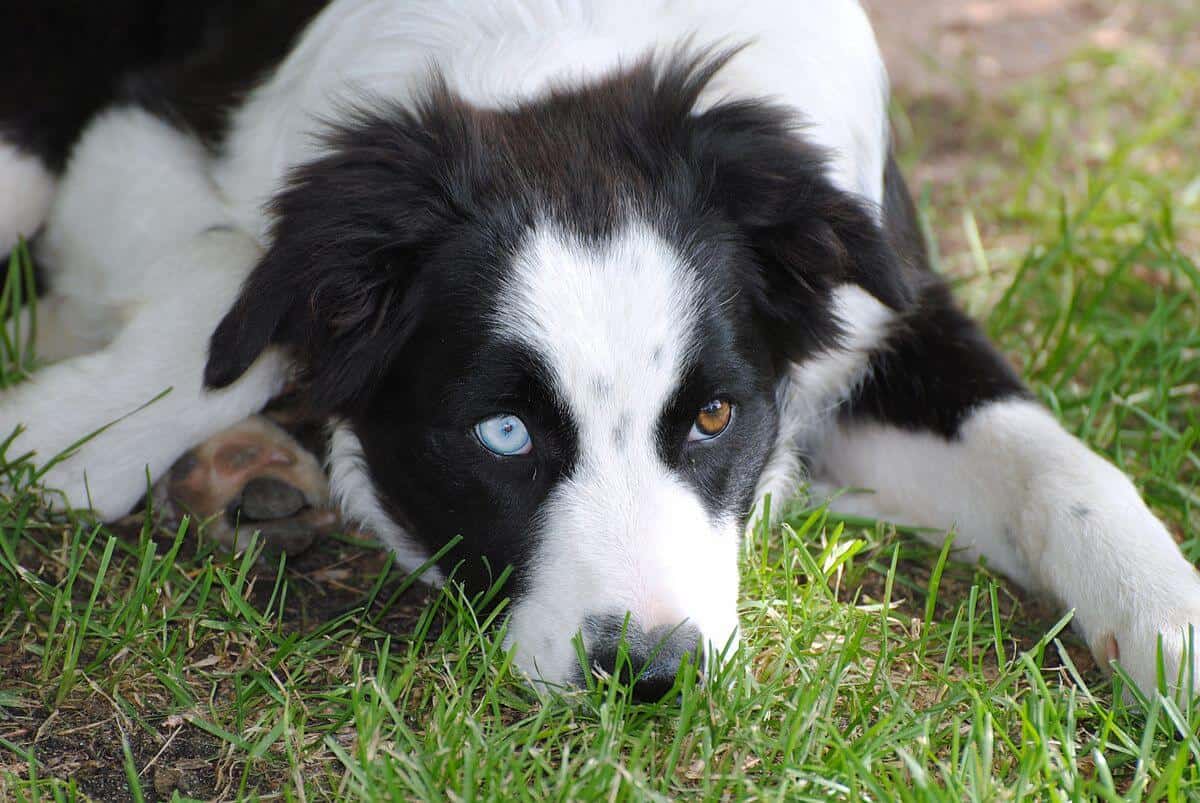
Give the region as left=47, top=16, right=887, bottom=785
left=841, top=155, right=1029, bottom=438
left=0, top=2, right=328, bottom=170
left=116, top=0, right=329, bottom=148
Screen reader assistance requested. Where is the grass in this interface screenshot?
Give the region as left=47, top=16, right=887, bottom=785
left=2, top=11, right=1200, bottom=800
left=1, top=241, right=40, bottom=388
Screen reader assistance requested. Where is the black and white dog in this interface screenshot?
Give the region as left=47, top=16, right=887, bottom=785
left=2, top=0, right=1198, bottom=700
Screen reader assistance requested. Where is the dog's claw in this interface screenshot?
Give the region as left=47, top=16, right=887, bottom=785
left=156, top=415, right=336, bottom=555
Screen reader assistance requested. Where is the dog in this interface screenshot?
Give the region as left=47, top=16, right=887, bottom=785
left=2, top=0, right=1198, bottom=700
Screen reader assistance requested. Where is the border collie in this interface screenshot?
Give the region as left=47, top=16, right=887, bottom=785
left=2, top=0, right=1198, bottom=700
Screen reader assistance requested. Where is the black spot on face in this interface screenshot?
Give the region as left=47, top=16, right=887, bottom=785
left=611, top=426, right=626, bottom=448
left=591, top=376, right=612, bottom=401
left=1070, top=504, right=1092, bottom=520
left=357, top=323, right=581, bottom=598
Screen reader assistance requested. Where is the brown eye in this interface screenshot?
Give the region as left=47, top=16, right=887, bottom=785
left=689, top=399, right=733, bottom=441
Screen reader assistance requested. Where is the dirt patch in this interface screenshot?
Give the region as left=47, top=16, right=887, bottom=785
left=1, top=506, right=433, bottom=799
left=31, top=705, right=223, bottom=801
left=257, top=533, right=435, bottom=632
left=0, top=661, right=226, bottom=801
left=1, top=558, right=432, bottom=800
left=867, top=0, right=1200, bottom=198
left=867, top=0, right=1114, bottom=98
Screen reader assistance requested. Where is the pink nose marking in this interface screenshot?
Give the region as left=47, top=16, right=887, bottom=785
left=264, top=448, right=296, bottom=467
left=640, top=598, right=687, bottom=632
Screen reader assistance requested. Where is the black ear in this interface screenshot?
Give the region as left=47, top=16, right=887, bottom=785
left=685, top=95, right=914, bottom=357
left=205, top=100, right=466, bottom=411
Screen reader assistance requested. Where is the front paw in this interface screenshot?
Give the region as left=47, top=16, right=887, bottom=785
left=154, top=415, right=337, bottom=556
left=1092, top=598, right=1200, bottom=701
left=33, top=453, right=144, bottom=521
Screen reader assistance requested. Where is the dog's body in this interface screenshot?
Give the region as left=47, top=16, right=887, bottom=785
left=3, top=0, right=1198, bottom=698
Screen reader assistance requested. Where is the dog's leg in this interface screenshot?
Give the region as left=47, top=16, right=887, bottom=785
left=0, top=228, right=286, bottom=520
left=806, top=278, right=1200, bottom=699
left=0, top=141, right=57, bottom=256
left=5, top=293, right=112, bottom=363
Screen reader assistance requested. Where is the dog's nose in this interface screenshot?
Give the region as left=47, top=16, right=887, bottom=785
left=585, top=616, right=704, bottom=702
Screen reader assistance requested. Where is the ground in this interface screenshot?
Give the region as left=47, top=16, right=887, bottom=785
left=2, top=0, right=1199, bottom=799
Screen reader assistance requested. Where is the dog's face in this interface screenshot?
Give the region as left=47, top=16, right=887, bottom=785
left=205, top=53, right=909, bottom=691
left=346, top=219, right=783, bottom=686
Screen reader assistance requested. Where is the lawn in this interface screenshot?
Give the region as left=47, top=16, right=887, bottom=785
left=2, top=4, right=1200, bottom=800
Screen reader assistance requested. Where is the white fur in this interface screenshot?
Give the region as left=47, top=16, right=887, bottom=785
left=327, top=422, right=445, bottom=584
left=812, top=400, right=1200, bottom=698
left=753, top=285, right=895, bottom=520
left=0, top=109, right=287, bottom=519
left=35, top=108, right=236, bottom=344
left=494, top=222, right=740, bottom=685
left=0, top=141, right=57, bottom=255
left=6, top=292, right=100, bottom=365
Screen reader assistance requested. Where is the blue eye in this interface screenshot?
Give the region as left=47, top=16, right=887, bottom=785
left=475, top=414, right=533, bottom=456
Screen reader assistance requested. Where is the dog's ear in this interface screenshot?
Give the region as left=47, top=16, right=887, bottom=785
left=205, top=99, right=468, bottom=411
left=684, top=93, right=914, bottom=359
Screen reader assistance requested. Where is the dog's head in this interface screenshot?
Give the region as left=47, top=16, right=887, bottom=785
left=205, top=51, right=909, bottom=695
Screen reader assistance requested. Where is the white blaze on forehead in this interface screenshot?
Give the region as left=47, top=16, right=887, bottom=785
left=494, top=220, right=700, bottom=454
left=495, top=221, right=741, bottom=686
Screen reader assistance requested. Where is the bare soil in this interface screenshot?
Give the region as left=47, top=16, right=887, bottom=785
left=869, top=0, right=1200, bottom=197
left=867, top=0, right=1111, bottom=98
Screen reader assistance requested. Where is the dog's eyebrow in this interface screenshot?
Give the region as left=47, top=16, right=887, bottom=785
left=446, top=343, right=563, bottom=410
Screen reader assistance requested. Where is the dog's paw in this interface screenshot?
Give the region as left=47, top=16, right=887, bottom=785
left=1090, top=593, right=1200, bottom=702
left=34, top=457, right=138, bottom=522
left=156, top=415, right=337, bottom=555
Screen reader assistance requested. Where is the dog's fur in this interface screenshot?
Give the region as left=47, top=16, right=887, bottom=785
left=3, top=0, right=1198, bottom=699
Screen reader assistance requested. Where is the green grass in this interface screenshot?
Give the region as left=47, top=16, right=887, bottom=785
left=2, top=17, right=1200, bottom=801
left=1, top=241, right=40, bottom=388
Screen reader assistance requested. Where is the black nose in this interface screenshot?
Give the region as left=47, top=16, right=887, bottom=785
left=585, top=616, right=704, bottom=702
